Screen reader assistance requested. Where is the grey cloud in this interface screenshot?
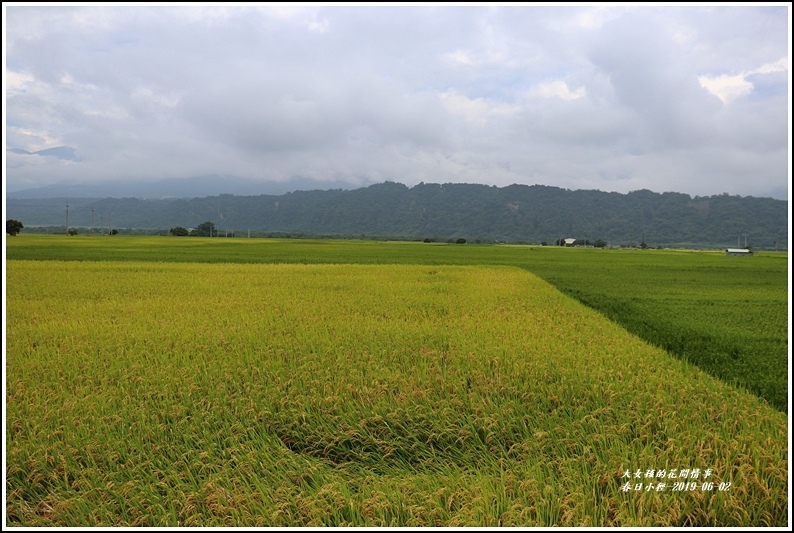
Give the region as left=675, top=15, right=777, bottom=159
left=586, top=13, right=722, bottom=150
left=4, top=5, right=789, bottom=200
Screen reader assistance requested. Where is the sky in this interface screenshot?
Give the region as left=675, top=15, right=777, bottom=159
left=3, top=3, right=791, bottom=199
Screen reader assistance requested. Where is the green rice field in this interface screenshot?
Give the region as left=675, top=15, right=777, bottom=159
left=4, top=235, right=790, bottom=526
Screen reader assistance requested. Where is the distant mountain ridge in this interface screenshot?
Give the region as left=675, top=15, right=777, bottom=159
left=6, top=174, right=362, bottom=199
left=5, top=182, right=788, bottom=249
left=8, top=146, right=79, bottom=161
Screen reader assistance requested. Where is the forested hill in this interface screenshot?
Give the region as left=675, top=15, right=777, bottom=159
left=6, top=182, right=788, bottom=249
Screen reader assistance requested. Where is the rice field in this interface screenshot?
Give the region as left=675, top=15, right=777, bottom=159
left=7, top=234, right=789, bottom=412
left=523, top=249, right=790, bottom=413
left=4, top=249, right=789, bottom=527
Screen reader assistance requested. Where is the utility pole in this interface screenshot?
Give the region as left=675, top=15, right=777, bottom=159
left=108, top=213, right=112, bottom=236
left=91, top=209, right=95, bottom=236
left=65, top=203, right=69, bottom=235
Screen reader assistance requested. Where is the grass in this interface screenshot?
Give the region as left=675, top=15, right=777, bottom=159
left=5, top=257, right=789, bottom=526
left=521, top=248, right=789, bottom=412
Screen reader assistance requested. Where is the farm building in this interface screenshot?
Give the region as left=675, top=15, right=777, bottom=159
left=725, top=248, right=752, bottom=256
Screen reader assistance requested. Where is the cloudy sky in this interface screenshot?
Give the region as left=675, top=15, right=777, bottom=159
left=3, top=3, right=791, bottom=199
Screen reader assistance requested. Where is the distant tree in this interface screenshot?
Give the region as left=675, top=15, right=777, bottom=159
left=170, top=226, right=189, bottom=236
left=110, top=229, right=118, bottom=235
left=6, top=219, right=23, bottom=236
left=456, top=238, right=467, bottom=244
left=195, top=221, right=215, bottom=237
left=594, top=239, right=607, bottom=248
left=67, top=228, right=78, bottom=236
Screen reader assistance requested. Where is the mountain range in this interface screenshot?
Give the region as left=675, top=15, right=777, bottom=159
left=6, top=173, right=361, bottom=199
left=5, top=181, right=788, bottom=249
left=8, top=146, right=79, bottom=161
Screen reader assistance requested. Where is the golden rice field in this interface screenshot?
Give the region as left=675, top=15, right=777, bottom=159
left=4, top=260, right=789, bottom=526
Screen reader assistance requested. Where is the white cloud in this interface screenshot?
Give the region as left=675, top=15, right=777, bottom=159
left=7, top=128, right=63, bottom=152
left=440, top=91, right=520, bottom=124
left=698, top=73, right=753, bottom=105
left=59, top=73, right=98, bottom=91
left=531, top=80, right=587, bottom=101
left=132, top=87, right=181, bottom=108
left=261, top=4, right=314, bottom=20
left=752, top=57, right=788, bottom=75
left=699, top=56, right=789, bottom=105
left=444, top=50, right=475, bottom=66
left=571, top=5, right=624, bottom=30
left=79, top=105, right=129, bottom=120
left=307, top=18, right=329, bottom=33
left=177, top=5, right=237, bottom=25
left=6, top=71, right=35, bottom=93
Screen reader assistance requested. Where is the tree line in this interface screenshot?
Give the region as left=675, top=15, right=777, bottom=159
left=5, top=183, right=788, bottom=248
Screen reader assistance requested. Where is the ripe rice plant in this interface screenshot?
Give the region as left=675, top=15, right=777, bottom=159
left=5, top=260, right=788, bottom=526
left=7, top=235, right=788, bottom=413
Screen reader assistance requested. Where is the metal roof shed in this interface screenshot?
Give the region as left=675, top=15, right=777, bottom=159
left=725, top=248, right=752, bottom=256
